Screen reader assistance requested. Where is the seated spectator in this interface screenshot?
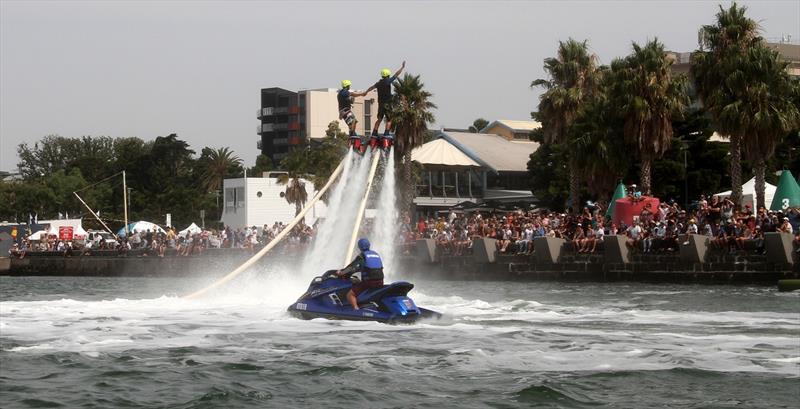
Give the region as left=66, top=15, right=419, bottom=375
left=626, top=222, right=642, bottom=252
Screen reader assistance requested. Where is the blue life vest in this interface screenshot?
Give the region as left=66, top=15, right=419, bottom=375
left=361, top=250, right=384, bottom=281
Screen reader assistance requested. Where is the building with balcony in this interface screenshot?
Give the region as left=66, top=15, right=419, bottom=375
left=257, top=87, right=377, bottom=165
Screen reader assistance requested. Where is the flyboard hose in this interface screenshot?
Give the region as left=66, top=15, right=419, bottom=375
left=183, top=158, right=346, bottom=299
left=344, top=149, right=382, bottom=264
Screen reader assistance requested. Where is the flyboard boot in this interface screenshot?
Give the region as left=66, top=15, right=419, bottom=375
left=381, top=132, right=394, bottom=151
left=348, top=134, right=365, bottom=154
left=368, top=131, right=380, bottom=151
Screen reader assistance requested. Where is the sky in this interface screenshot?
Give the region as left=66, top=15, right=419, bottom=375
left=1, top=0, right=798, bottom=172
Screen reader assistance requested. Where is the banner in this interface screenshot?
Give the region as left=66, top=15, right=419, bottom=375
left=59, top=226, right=74, bottom=241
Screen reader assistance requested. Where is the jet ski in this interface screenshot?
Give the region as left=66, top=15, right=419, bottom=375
left=287, top=270, right=441, bottom=323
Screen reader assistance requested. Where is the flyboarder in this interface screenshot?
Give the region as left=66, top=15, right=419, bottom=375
left=338, top=80, right=369, bottom=152
left=336, top=238, right=385, bottom=310
left=365, top=61, right=405, bottom=150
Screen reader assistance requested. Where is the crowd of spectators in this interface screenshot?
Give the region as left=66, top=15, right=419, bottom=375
left=407, top=188, right=800, bottom=258
left=9, top=221, right=317, bottom=259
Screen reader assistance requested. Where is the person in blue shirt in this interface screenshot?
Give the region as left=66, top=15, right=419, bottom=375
left=364, top=61, right=405, bottom=148
left=338, top=80, right=369, bottom=150
left=337, top=238, right=385, bottom=310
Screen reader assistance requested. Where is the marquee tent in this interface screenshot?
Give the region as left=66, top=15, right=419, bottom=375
left=713, top=177, right=776, bottom=209
left=178, top=223, right=202, bottom=238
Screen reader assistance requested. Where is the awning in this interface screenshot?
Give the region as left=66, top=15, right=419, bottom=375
left=411, top=139, right=481, bottom=168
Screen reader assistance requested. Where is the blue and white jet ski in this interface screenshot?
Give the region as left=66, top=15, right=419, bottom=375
left=287, top=270, right=441, bottom=323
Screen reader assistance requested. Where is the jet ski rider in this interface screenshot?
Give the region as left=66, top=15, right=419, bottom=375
left=337, top=238, right=385, bottom=310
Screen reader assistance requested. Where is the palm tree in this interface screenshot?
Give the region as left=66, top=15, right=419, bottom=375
left=532, top=38, right=598, bottom=212
left=391, top=73, right=437, bottom=209
left=610, top=39, right=689, bottom=195
left=570, top=67, right=629, bottom=201
left=740, top=44, right=800, bottom=208
left=200, top=147, right=242, bottom=193
left=278, top=149, right=310, bottom=216
left=692, top=2, right=762, bottom=206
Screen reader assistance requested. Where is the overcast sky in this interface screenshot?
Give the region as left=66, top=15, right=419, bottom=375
left=1, top=0, right=798, bottom=172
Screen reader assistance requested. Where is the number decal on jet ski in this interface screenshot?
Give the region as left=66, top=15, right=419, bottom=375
left=295, top=303, right=307, bottom=311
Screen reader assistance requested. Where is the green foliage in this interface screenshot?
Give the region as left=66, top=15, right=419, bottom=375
left=248, top=154, right=273, bottom=178
left=2, top=132, right=263, bottom=230
left=527, top=143, right=570, bottom=211
left=468, top=118, right=489, bottom=133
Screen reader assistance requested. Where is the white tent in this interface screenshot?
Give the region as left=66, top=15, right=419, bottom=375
left=713, top=177, right=776, bottom=209
left=178, top=223, right=202, bottom=238
left=27, top=230, right=47, bottom=241
left=411, top=138, right=481, bottom=168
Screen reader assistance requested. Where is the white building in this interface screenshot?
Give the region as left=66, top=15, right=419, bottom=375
left=220, top=172, right=327, bottom=229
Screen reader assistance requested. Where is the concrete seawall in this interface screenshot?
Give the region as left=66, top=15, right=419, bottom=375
left=4, top=234, right=798, bottom=284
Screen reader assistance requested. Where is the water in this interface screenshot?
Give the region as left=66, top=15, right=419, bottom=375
left=302, top=150, right=369, bottom=273
left=369, top=147, right=399, bottom=278
left=1, top=275, right=798, bottom=408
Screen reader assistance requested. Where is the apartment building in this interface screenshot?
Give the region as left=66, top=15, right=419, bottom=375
left=257, top=87, right=377, bottom=165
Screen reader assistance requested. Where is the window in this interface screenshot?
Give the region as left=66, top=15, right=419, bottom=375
left=225, top=187, right=246, bottom=213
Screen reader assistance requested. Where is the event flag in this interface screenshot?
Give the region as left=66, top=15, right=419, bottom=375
left=769, top=169, right=800, bottom=211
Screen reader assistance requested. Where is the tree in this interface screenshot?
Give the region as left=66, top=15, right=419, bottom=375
left=248, top=154, right=273, bottom=178
left=610, top=39, right=689, bottom=195
left=468, top=118, right=489, bottom=133
left=692, top=2, right=762, bottom=206
left=198, top=147, right=243, bottom=193
left=278, top=150, right=310, bottom=216
left=739, top=45, right=800, bottom=208
left=391, top=73, right=437, bottom=210
left=531, top=38, right=598, bottom=212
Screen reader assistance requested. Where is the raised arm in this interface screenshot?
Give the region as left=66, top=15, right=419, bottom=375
left=394, top=61, right=406, bottom=78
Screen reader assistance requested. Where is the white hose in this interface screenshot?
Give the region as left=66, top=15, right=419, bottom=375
left=183, top=159, right=346, bottom=299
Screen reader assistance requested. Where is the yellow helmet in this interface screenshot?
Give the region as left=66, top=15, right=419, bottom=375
left=380, top=68, right=391, bottom=78
left=341, top=79, right=351, bottom=88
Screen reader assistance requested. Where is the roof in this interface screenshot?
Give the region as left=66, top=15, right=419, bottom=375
left=480, top=119, right=542, bottom=133
left=438, top=131, right=539, bottom=172
left=411, top=139, right=481, bottom=168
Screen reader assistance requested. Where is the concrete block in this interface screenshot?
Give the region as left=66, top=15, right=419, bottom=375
left=680, top=234, right=711, bottom=264
left=472, top=238, right=497, bottom=263
left=604, top=235, right=630, bottom=264
left=415, top=239, right=438, bottom=263
left=533, top=237, right=566, bottom=264
left=0, top=257, right=10, bottom=273
left=765, top=232, right=794, bottom=265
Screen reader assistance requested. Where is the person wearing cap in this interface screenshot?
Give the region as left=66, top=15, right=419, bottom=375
left=337, top=80, right=370, bottom=150
left=364, top=61, right=406, bottom=148
left=779, top=217, right=794, bottom=234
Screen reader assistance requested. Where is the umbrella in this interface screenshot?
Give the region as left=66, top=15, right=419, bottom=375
left=118, top=221, right=166, bottom=236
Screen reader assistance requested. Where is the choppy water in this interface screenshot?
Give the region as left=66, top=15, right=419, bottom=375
left=1, top=275, right=798, bottom=408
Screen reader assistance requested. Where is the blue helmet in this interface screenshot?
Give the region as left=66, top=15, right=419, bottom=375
left=357, top=238, right=371, bottom=251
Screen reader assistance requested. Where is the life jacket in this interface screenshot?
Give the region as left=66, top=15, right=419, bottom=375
left=361, top=250, right=384, bottom=281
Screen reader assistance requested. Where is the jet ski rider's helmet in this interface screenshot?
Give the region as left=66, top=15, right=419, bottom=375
left=381, top=68, right=391, bottom=78
left=358, top=238, right=371, bottom=251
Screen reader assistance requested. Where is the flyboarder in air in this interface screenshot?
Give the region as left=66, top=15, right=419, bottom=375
left=338, top=80, right=369, bottom=152
left=365, top=61, right=405, bottom=150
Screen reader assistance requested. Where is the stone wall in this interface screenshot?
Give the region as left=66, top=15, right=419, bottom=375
left=4, top=234, right=799, bottom=284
